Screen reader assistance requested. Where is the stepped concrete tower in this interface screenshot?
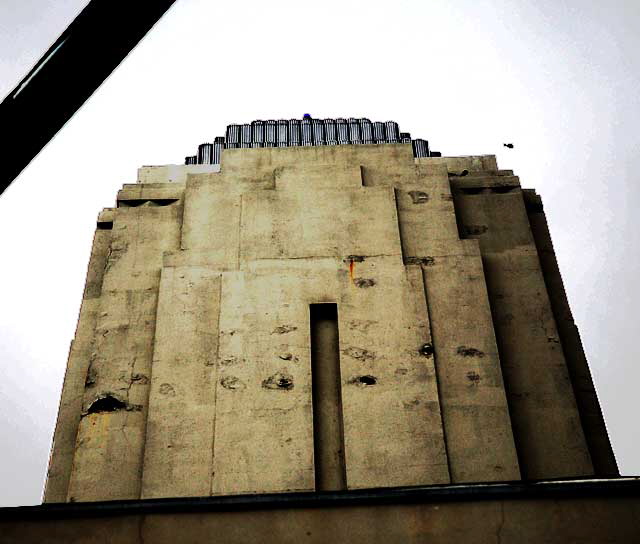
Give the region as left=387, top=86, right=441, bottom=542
left=5, top=117, right=638, bottom=543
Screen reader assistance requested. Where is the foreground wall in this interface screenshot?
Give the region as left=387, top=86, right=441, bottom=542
left=6, top=480, right=640, bottom=544
left=44, top=144, right=616, bottom=502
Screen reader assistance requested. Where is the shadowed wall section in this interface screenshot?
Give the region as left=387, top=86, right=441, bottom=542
left=310, top=303, right=346, bottom=491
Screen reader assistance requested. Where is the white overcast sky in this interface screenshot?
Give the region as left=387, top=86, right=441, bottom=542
left=1, top=0, right=639, bottom=506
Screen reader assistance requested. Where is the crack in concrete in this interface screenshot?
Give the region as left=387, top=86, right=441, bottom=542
left=210, top=277, right=223, bottom=496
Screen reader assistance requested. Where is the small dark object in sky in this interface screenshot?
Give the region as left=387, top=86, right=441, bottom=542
left=503, top=143, right=514, bottom=149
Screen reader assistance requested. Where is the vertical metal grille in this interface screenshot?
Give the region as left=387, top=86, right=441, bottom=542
left=412, top=138, right=429, bottom=158
left=265, top=120, right=277, bottom=147
left=336, top=118, right=349, bottom=145
left=213, top=137, right=224, bottom=164
left=188, top=116, right=436, bottom=161
left=251, top=120, right=265, bottom=148
left=301, top=117, right=313, bottom=146
left=324, top=119, right=337, bottom=145
left=361, top=118, right=373, bottom=144
left=277, top=120, right=288, bottom=147
left=240, top=123, right=252, bottom=148
left=225, top=124, right=240, bottom=149
left=373, top=121, right=386, bottom=143
left=385, top=121, right=400, bottom=143
left=288, top=119, right=301, bottom=146
left=197, top=143, right=213, bottom=164
left=312, top=119, right=325, bottom=145
left=348, top=118, right=362, bottom=144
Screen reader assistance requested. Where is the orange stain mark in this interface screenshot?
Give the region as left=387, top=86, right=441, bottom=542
left=349, top=259, right=355, bottom=281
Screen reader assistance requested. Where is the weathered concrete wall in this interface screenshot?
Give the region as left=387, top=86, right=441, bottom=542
left=67, top=199, right=183, bottom=501
left=5, top=483, right=640, bottom=544
left=141, top=267, right=221, bottom=498
left=450, top=174, right=593, bottom=479
left=45, top=144, right=615, bottom=501
left=392, top=162, right=520, bottom=483
left=44, top=210, right=114, bottom=502
left=137, top=164, right=219, bottom=184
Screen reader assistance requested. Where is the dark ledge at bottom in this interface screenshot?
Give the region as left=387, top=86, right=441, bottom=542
left=3, top=477, right=639, bottom=521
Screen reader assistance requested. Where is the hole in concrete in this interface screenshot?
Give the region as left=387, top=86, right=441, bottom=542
left=405, top=256, right=435, bottom=266
left=97, top=221, right=113, bottom=230
left=419, top=343, right=434, bottom=357
left=463, top=224, right=488, bottom=236
left=358, top=375, right=377, bottom=386
left=408, top=190, right=429, bottom=204
left=460, top=187, right=484, bottom=195
left=272, top=325, right=297, bottom=334
left=220, top=375, right=246, bottom=390
left=466, top=371, right=481, bottom=384
left=118, top=199, right=146, bottom=207
left=150, top=199, right=179, bottom=206
left=457, top=346, right=485, bottom=358
left=342, top=347, right=376, bottom=361
left=491, top=186, right=516, bottom=194
left=84, top=368, right=97, bottom=388
left=262, top=371, right=294, bottom=390
left=87, top=394, right=127, bottom=414
left=159, top=383, right=176, bottom=396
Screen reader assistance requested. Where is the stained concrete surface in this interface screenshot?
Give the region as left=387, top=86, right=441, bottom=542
left=45, top=144, right=616, bottom=503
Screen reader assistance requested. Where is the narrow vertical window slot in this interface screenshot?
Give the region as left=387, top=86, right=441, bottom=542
left=310, top=303, right=347, bottom=491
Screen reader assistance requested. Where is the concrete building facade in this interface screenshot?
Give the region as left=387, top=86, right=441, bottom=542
left=8, top=117, right=635, bottom=542
left=43, top=117, right=617, bottom=504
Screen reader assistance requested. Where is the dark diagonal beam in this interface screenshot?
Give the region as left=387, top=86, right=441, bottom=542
left=0, top=0, right=177, bottom=196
